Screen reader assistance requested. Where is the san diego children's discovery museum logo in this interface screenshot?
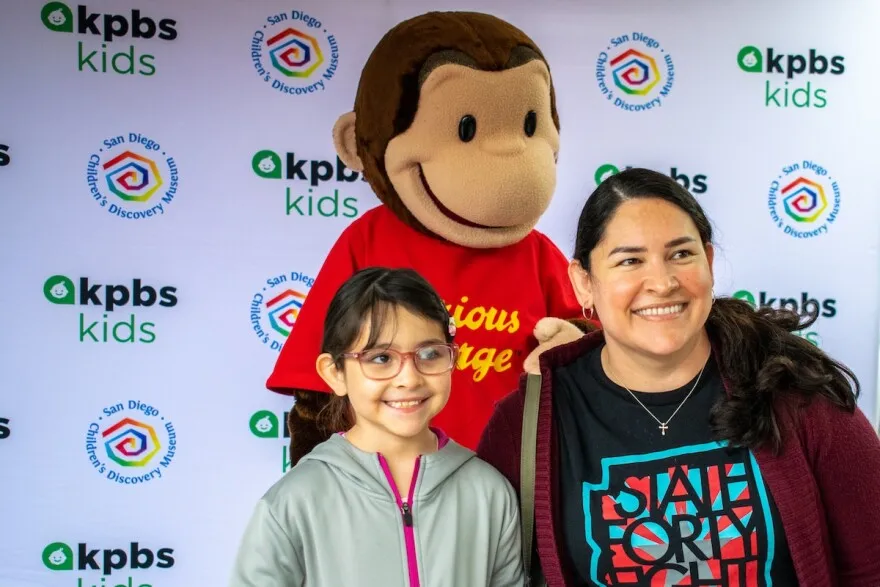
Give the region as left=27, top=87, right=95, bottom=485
left=86, top=132, right=179, bottom=220
left=596, top=31, right=675, bottom=111
left=85, top=399, right=177, bottom=485
left=767, top=160, right=840, bottom=239
left=251, top=270, right=315, bottom=351
left=250, top=9, right=339, bottom=95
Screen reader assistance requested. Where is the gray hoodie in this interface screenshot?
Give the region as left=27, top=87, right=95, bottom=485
left=229, top=433, right=525, bottom=587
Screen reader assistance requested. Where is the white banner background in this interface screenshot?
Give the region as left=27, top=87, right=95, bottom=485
left=2, top=0, right=879, bottom=585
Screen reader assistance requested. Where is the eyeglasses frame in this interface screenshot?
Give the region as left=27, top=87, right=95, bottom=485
left=339, top=342, right=460, bottom=381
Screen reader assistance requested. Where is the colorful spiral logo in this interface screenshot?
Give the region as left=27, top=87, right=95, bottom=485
left=268, top=28, right=324, bottom=78
left=103, top=151, right=163, bottom=203
left=611, top=49, right=661, bottom=96
left=251, top=9, right=339, bottom=96
left=86, top=133, right=179, bottom=221
left=102, top=417, right=161, bottom=467
left=596, top=32, right=675, bottom=112
left=251, top=271, right=315, bottom=351
left=768, top=160, right=840, bottom=239
left=781, top=177, right=827, bottom=223
left=266, top=289, right=307, bottom=337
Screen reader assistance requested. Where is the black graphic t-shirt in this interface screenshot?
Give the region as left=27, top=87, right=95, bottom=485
left=553, top=345, right=799, bottom=586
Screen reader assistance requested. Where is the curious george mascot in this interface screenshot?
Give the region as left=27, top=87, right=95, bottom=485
left=267, top=11, right=595, bottom=465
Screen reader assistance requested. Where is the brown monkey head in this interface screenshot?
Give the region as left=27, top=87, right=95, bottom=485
left=333, top=12, right=561, bottom=249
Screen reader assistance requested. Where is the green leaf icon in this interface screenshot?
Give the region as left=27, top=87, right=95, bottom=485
left=250, top=410, right=279, bottom=438
left=732, top=289, right=756, bottom=307
left=41, top=2, right=73, bottom=32
left=737, top=46, right=762, bottom=73
left=252, top=150, right=282, bottom=179
left=43, top=542, right=73, bottom=571
left=594, top=164, right=620, bottom=186
left=44, top=275, right=75, bottom=305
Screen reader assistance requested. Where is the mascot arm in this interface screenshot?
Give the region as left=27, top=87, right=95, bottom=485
left=266, top=221, right=363, bottom=466
left=522, top=233, right=600, bottom=373
left=538, top=230, right=599, bottom=331
left=266, top=224, right=362, bottom=394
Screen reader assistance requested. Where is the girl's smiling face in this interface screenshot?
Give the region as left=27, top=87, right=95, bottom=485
left=319, top=304, right=453, bottom=448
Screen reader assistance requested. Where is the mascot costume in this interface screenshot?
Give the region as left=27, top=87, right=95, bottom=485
left=266, top=11, right=596, bottom=464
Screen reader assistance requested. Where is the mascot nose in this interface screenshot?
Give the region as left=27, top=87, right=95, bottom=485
left=468, top=154, right=554, bottom=226
left=483, top=137, right=527, bottom=157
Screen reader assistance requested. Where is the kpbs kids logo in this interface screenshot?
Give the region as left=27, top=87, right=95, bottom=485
left=252, top=149, right=364, bottom=218
left=85, top=399, right=178, bottom=485
left=733, top=288, right=836, bottom=346
left=0, top=143, right=9, bottom=167
left=44, top=274, right=177, bottom=343
left=86, top=132, right=179, bottom=220
left=596, top=31, right=675, bottom=112
left=0, top=417, right=9, bottom=440
left=250, top=270, right=315, bottom=351
left=43, top=540, right=174, bottom=586
left=595, top=163, right=708, bottom=194
left=250, top=409, right=295, bottom=473
left=737, top=45, right=845, bottom=108
left=768, top=160, right=840, bottom=239
left=40, top=2, right=177, bottom=76
left=251, top=9, right=339, bottom=95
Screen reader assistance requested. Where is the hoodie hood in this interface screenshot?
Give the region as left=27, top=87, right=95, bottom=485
left=299, top=432, right=476, bottom=500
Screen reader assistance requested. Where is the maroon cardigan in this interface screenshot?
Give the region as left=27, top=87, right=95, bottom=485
left=476, top=330, right=880, bottom=586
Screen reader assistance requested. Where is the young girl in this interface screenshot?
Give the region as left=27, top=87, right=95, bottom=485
left=230, top=267, right=525, bottom=587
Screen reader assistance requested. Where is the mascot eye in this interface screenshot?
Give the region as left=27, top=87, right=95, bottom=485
left=458, top=115, right=477, bottom=142
left=524, top=111, right=537, bottom=137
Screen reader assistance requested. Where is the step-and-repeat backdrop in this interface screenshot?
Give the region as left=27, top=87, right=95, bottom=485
left=2, top=0, right=879, bottom=584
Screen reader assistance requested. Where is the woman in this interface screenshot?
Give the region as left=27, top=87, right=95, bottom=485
left=477, top=168, right=880, bottom=586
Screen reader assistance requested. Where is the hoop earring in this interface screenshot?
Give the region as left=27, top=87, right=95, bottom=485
left=582, top=305, right=594, bottom=321
left=711, top=288, right=716, bottom=305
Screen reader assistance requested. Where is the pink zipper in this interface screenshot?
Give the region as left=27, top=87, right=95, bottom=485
left=378, top=453, right=421, bottom=587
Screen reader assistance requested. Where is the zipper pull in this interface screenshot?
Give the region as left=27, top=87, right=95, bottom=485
left=401, top=502, right=413, bottom=526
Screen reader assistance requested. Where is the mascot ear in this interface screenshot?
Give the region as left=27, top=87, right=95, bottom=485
left=332, top=111, right=364, bottom=172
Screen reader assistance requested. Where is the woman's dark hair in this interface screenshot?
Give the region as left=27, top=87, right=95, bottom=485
left=574, top=167, right=859, bottom=453
left=315, top=266, right=454, bottom=435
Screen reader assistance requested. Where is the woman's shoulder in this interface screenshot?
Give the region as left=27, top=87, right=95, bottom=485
left=484, top=350, right=598, bottom=427
left=770, top=390, right=876, bottom=455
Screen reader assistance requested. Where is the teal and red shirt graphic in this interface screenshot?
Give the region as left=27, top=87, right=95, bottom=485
left=554, top=347, right=797, bottom=585
left=583, top=441, right=774, bottom=586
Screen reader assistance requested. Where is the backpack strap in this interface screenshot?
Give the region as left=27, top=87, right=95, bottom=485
left=520, top=372, right=545, bottom=586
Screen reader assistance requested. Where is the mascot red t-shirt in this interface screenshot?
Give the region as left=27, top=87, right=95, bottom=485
left=267, top=205, right=580, bottom=449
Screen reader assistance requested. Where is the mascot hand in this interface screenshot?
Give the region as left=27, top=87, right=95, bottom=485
left=523, top=317, right=585, bottom=374
left=286, top=390, right=332, bottom=468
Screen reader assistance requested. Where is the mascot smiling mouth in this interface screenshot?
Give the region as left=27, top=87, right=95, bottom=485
left=418, top=164, right=499, bottom=229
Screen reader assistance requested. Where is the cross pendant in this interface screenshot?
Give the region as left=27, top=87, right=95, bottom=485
left=659, top=422, right=668, bottom=436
